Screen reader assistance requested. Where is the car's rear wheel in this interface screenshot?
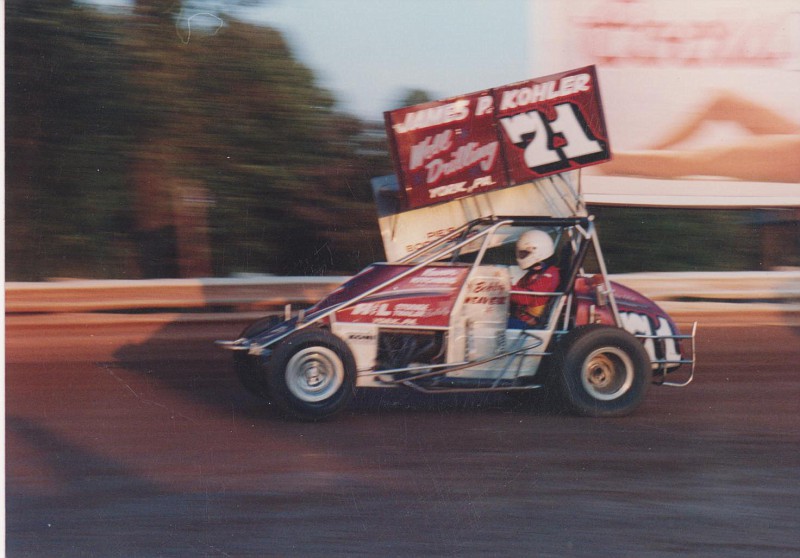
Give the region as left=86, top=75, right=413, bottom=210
left=553, top=325, right=650, bottom=417
left=266, top=329, right=356, bottom=421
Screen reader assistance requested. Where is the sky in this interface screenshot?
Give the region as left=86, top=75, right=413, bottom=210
left=240, top=0, right=531, bottom=120
left=79, top=0, right=531, bottom=120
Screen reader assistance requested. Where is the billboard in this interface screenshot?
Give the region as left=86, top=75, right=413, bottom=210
left=530, top=0, right=800, bottom=207
left=385, top=66, right=611, bottom=210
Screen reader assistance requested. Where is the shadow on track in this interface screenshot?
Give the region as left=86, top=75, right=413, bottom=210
left=109, top=311, right=568, bottom=422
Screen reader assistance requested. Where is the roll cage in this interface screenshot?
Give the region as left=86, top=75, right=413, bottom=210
left=397, top=215, right=614, bottom=332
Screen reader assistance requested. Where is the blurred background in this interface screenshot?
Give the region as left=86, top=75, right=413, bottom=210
left=5, top=0, right=799, bottom=281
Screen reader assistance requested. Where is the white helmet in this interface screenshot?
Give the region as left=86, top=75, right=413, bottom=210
left=515, top=229, right=555, bottom=270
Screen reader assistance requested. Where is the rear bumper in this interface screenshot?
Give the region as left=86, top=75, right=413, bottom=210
left=639, top=321, right=697, bottom=387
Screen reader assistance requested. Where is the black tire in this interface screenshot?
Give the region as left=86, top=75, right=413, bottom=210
left=266, top=329, right=356, bottom=421
left=234, top=352, right=270, bottom=399
left=507, top=353, right=564, bottom=412
left=552, top=325, right=650, bottom=417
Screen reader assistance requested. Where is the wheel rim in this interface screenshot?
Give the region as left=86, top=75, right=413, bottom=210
left=581, top=347, right=634, bottom=401
left=285, top=346, right=345, bottom=403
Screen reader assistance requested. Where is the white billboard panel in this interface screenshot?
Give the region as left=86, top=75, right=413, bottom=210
left=531, top=0, right=800, bottom=207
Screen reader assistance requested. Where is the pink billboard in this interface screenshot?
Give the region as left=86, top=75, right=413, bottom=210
left=385, top=66, right=611, bottom=210
left=530, top=0, right=800, bottom=207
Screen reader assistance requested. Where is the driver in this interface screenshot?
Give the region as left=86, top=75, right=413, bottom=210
left=509, top=229, right=561, bottom=328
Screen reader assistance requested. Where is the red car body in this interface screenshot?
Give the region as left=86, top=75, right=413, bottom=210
left=220, top=216, right=695, bottom=420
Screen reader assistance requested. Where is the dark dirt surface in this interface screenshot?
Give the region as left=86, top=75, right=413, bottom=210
left=6, top=312, right=800, bottom=557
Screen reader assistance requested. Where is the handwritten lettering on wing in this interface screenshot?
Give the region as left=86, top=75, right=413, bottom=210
left=385, top=66, right=610, bottom=209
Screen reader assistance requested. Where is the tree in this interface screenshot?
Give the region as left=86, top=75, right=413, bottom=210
left=398, top=88, right=434, bottom=108
left=6, top=0, right=389, bottom=279
left=589, top=206, right=762, bottom=272
left=6, top=1, right=135, bottom=279
left=124, top=6, right=388, bottom=276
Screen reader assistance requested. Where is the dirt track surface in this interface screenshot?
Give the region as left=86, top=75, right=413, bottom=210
left=6, top=311, right=800, bottom=557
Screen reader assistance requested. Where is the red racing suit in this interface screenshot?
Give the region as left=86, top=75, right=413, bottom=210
left=510, top=263, right=561, bottom=327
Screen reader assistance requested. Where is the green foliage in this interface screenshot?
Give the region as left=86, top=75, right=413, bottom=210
left=6, top=1, right=136, bottom=279
left=589, top=207, right=763, bottom=272
left=6, top=0, right=389, bottom=280
left=398, top=89, right=435, bottom=108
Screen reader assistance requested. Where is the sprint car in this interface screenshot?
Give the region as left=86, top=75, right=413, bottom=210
left=218, top=215, right=696, bottom=420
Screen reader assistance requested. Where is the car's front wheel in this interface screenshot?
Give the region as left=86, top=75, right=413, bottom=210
left=553, top=325, right=650, bottom=417
left=266, top=329, right=356, bottom=421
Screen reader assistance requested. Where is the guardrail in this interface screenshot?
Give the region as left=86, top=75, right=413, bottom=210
left=609, top=271, right=800, bottom=303
left=5, top=271, right=800, bottom=315
left=4, top=276, right=346, bottom=314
